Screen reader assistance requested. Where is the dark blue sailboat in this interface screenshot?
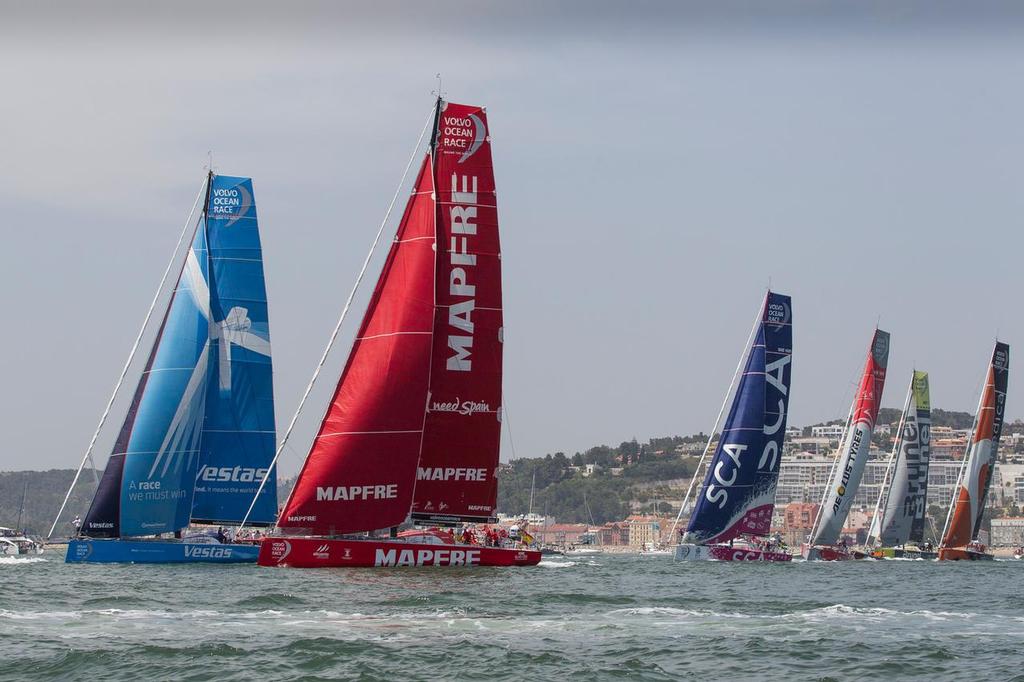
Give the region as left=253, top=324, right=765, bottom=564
left=64, top=173, right=277, bottom=563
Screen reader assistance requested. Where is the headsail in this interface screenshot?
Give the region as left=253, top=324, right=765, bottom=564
left=809, top=328, right=890, bottom=546
left=684, top=292, right=793, bottom=544
left=190, top=175, right=278, bottom=525
left=117, top=215, right=212, bottom=536
left=869, top=371, right=931, bottom=546
left=940, top=343, right=1009, bottom=549
left=412, top=102, right=503, bottom=524
left=277, top=155, right=437, bottom=535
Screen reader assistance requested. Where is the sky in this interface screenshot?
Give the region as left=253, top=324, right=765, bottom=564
left=2, top=2, right=1024, bottom=475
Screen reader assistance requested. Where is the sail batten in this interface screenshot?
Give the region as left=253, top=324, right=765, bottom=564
left=683, top=292, right=793, bottom=544
left=809, top=329, right=890, bottom=547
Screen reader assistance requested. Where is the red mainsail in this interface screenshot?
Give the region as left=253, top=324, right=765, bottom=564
left=413, top=102, right=503, bottom=523
left=278, top=157, right=436, bottom=535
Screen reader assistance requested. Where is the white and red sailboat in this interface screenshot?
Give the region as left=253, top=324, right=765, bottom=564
left=253, top=97, right=539, bottom=568
left=672, top=291, right=794, bottom=562
left=803, top=328, right=890, bottom=561
left=938, top=342, right=1009, bottom=561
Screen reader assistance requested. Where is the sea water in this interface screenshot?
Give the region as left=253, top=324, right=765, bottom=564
left=2, top=551, right=1023, bottom=680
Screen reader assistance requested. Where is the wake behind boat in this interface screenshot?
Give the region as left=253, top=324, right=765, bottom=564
left=672, top=291, right=794, bottom=563
left=55, top=172, right=279, bottom=564
left=252, top=97, right=538, bottom=569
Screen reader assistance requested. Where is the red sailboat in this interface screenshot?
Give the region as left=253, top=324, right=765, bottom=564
left=255, top=97, right=539, bottom=568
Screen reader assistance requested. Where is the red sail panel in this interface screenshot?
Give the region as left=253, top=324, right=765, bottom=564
left=412, top=101, right=503, bottom=523
left=278, top=157, right=436, bottom=535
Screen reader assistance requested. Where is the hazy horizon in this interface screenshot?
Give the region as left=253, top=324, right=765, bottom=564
left=2, top=2, right=1023, bottom=476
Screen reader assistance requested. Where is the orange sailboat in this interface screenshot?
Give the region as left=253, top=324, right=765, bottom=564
left=938, top=342, right=1009, bottom=561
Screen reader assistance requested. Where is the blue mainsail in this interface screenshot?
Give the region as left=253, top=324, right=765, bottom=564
left=685, top=292, right=793, bottom=544
left=190, top=175, right=277, bottom=525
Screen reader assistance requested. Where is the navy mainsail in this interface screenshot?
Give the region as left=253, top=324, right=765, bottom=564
left=684, top=292, right=793, bottom=544
left=191, top=175, right=277, bottom=525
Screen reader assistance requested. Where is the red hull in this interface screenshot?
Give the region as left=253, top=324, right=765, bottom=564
left=257, top=536, right=541, bottom=568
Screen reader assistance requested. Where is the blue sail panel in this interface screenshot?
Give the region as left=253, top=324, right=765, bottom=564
left=190, top=175, right=278, bottom=525
left=118, top=221, right=211, bottom=536
left=685, top=292, right=793, bottom=543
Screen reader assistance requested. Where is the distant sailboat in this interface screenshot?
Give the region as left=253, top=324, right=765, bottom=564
left=938, top=342, right=1009, bottom=561
left=673, top=291, right=793, bottom=562
left=254, top=97, right=540, bottom=568
left=803, top=328, right=890, bottom=561
left=60, top=172, right=278, bottom=564
left=865, top=371, right=934, bottom=559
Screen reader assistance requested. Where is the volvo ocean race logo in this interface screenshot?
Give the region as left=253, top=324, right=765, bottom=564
left=766, top=299, right=790, bottom=330
left=441, top=109, right=486, bottom=163
left=210, top=183, right=252, bottom=226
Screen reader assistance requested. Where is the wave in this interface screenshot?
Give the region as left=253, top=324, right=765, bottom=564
left=539, top=559, right=577, bottom=568
left=0, top=556, right=46, bottom=565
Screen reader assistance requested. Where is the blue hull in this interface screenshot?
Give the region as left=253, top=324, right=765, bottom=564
left=66, top=539, right=259, bottom=564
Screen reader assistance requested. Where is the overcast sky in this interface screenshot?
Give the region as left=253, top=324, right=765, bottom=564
left=2, top=2, right=1023, bottom=475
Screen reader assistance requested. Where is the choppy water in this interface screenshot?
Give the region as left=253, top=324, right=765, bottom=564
left=3, top=551, right=1024, bottom=681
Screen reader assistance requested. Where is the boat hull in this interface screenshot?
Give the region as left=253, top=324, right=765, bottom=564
left=674, top=543, right=792, bottom=562
left=871, top=546, right=937, bottom=560
left=257, top=537, right=541, bottom=568
left=66, top=539, right=259, bottom=564
left=801, top=544, right=870, bottom=561
left=937, top=547, right=994, bottom=561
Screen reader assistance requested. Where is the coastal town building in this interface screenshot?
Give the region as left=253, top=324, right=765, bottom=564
left=990, top=518, right=1024, bottom=546
left=625, top=514, right=662, bottom=547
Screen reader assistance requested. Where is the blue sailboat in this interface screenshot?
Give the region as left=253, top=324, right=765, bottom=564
left=64, top=173, right=277, bottom=564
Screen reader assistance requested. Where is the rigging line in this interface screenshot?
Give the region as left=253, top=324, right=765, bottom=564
left=669, top=294, right=764, bottom=543
left=502, top=392, right=519, bottom=461
left=238, top=102, right=436, bottom=532
left=47, top=177, right=208, bottom=540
